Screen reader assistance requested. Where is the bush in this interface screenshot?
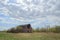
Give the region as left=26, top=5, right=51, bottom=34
left=54, top=26, right=60, bottom=33
left=7, top=28, right=16, bottom=33
left=7, top=26, right=23, bottom=33
left=40, top=28, right=47, bottom=32
left=16, top=26, right=22, bottom=32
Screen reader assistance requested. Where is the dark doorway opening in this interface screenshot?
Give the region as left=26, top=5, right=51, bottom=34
left=27, top=24, right=31, bottom=29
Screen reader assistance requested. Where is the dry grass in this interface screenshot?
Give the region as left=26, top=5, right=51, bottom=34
left=0, top=32, right=60, bottom=40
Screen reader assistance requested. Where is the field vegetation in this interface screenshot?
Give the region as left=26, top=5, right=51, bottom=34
left=0, top=25, right=60, bottom=40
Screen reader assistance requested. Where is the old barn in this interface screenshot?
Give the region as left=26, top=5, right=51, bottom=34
left=7, top=24, right=32, bottom=33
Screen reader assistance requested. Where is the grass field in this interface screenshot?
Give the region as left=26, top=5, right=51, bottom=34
left=0, top=32, right=60, bottom=40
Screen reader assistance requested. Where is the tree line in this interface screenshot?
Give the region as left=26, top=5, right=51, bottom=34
left=33, top=26, right=60, bottom=33
left=7, top=25, right=60, bottom=33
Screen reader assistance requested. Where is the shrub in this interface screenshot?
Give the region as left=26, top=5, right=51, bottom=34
left=7, top=28, right=16, bottom=33
left=7, top=26, right=23, bottom=33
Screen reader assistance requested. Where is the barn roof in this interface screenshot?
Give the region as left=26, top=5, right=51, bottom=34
left=18, top=24, right=31, bottom=27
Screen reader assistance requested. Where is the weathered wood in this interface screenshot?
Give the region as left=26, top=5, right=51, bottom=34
left=7, top=24, right=32, bottom=33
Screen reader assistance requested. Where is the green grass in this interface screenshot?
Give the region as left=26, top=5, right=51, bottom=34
left=0, top=32, right=60, bottom=40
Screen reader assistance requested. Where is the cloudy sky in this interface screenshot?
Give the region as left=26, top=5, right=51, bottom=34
left=0, top=0, right=60, bottom=31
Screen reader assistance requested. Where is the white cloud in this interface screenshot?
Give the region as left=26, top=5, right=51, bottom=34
left=17, top=0, right=24, bottom=4
left=0, top=0, right=9, bottom=5
left=0, top=0, right=60, bottom=19
left=0, top=0, right=60, bottom=29
left=0, top=7, right=10, bottom=16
